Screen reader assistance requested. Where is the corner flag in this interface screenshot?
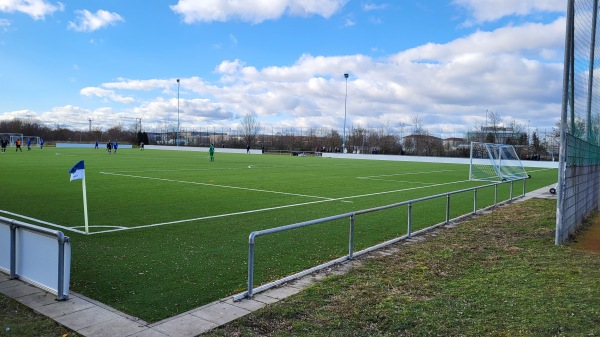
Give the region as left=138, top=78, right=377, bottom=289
left=69, top=160, right=85, bottom=181
left=68, top=160, right=89, bottom=234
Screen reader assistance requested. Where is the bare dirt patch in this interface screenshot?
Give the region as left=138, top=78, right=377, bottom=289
left=571, top=213, right=600, bottom=253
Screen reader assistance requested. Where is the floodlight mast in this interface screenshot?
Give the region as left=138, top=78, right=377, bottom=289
left=176, top=79, right=180, bottom=147
left=342, top=73, right=349, bottom=153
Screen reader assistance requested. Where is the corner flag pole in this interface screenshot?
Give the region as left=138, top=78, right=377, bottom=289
left=81, top=176, right=89, bottom=234
left=69, top=160, right=89, bottom=234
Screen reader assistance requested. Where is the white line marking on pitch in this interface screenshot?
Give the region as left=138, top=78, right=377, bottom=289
left=89, top=178, right=475, bottom=235
left=99, top=172, right=338, bottom=201
left=356, top=178, right=436, bottom=184
left=0, top=210, right=87, bottom=234
left=357, top=169, right=456, bottom=179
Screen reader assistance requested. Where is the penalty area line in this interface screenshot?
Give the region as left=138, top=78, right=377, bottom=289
left=356, top=169, right=457, bottom=180
left=99, top=171, right=339, bottom=201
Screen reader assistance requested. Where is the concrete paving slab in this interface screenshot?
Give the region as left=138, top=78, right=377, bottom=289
left=152, top=314, right=217, bottom=337
left=77, top=315, right=147, bottom=337
left=34, top=295, right=95, bottom=318
left=0, top=279, right=22, bottom=290
left=0, top=282, right=43, bottom=298
left=260, top=285, right=303, bottom=300
left=72, top=292, right=148, bottom=324
left=287, top=276, right=317, bottom=289
left=128, top=328, right=169, bottom=337
left=191, top=301, right=251, bottom=324
left=224, top=297, right=267, bottom=311
left=52, top=305, right=120, bottom=331
left=16, top=291, right=58, bottom=308
left=251, top=293, right=280, bottom=304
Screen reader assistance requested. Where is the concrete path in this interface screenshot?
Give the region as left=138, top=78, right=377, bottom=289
left=0, top=185, right=557, bottom=337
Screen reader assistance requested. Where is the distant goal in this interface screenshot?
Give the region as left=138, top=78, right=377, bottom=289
left=469, top=142, right=529, bottom=182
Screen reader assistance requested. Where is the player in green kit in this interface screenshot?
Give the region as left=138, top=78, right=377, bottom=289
left=209, top=144, right=215, bottom=162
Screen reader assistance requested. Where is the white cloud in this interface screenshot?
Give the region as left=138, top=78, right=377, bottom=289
left=392, top=18, right=566, bottom=63
left=80, top=87, right=135, bottom=103
left=0, top=0, right=63, bottom=20
left=68, top=9, right=124, bottom=32
left=170, top=0, right=348, bottom=24
left=453, top=0, right=565, bottom=23
left=362, top=3, right=388, bottom=12
left=344, top=17, right=355, bottom=27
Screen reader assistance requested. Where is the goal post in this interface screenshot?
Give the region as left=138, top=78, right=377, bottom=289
left=469, top=142, right=529, bottom=182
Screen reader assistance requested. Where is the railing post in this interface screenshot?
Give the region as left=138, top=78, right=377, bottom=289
left=348, top=213, right=355, bottom=260
left=445, top=194, right=450, bottom=224
left=56, top=233, right=68, bottom=301
left=247, top=233, right=257, bottom=299
left=473, top=189, right=478, bottom=214
left=510, top=181, right=514, bottom=201
left=522, top=178, right=527, bottom=197
left=9, top=223, right=16, bottom=280
left=407, top=202, right=413, bottom=237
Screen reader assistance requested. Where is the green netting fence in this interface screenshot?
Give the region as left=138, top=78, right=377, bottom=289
left=556, top=0, right=600, bottom=243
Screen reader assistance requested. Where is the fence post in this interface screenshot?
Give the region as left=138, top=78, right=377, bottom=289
left=522, top=179, right=527, bottom=197
left=9, top=223, right=16, bottom=280
left=348, top=213, right=355, bottom=260
left=247, top=232, right=257, bottom=298
left=510, top=181, right=514, bottom=201
left=445, top=194, right=450, bottom=224
left=473, top=189, right=478, bottom=214
left=407, top=202, right=413, bottom=237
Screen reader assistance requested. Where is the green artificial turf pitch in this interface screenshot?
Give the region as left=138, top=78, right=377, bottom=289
left=0, top=147, right=557, bottom=322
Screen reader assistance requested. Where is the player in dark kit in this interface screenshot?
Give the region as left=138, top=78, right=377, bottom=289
left=0, top=138, right=7, bottom=152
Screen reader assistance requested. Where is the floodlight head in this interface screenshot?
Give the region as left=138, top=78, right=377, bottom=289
left=344, top=73, right=349, bottom=79
left=177, top=79, right=180, bottom=83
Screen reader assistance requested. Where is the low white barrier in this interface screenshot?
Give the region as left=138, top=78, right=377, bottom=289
left=0, top=216, right=71, bottom=300
left=56, top=143, right=133, bottom=149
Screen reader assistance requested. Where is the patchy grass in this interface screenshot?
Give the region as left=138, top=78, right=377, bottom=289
left=204, top=198, right=600, bottom=336
left=0, top=293, right=80, bottom=337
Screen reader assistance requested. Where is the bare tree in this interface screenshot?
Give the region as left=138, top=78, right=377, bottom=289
left=410, top=114, right=428, bottom=135
left=487, top=110, right=503, bottom=143
left=240, top=114, right=261, bottom=147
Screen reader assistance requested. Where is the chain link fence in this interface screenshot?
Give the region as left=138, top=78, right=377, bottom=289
left=556, top=0, right=600, bottom=243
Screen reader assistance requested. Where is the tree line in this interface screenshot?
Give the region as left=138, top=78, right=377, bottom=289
left=1, top=112, right=557, bottom=160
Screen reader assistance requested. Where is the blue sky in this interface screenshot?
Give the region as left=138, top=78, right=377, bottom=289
left=0, top=0, right=566, bottom=139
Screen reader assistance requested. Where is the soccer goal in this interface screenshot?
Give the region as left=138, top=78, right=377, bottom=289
left=469, top=142, right=529, bottom=182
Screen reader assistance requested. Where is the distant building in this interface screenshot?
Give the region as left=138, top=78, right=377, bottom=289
left=465, top=126, right=527, bottom=144
left=443, top=137, right=466, bottom=151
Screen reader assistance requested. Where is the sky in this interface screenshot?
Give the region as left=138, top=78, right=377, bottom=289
left=0, top=0, right=566, bottom=139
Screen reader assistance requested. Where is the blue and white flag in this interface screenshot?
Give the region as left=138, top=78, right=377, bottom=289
left=69, top=160, right=85, bottom=182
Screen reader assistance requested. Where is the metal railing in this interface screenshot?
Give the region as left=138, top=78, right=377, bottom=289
left=234, top=178, right=526, bottom=301
left=0, top=216, right=71, bottom=300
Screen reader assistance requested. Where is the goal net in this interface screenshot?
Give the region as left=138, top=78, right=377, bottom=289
left=469, top=142, right=529, bottom=182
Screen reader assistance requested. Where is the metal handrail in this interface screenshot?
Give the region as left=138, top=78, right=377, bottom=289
left=233, top=178, right=527, bottom=301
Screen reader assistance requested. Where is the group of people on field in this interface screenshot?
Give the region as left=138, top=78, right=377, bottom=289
left=1, top=137, right=44, bottom=153
left=100, top=140, right=119, bottom=154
